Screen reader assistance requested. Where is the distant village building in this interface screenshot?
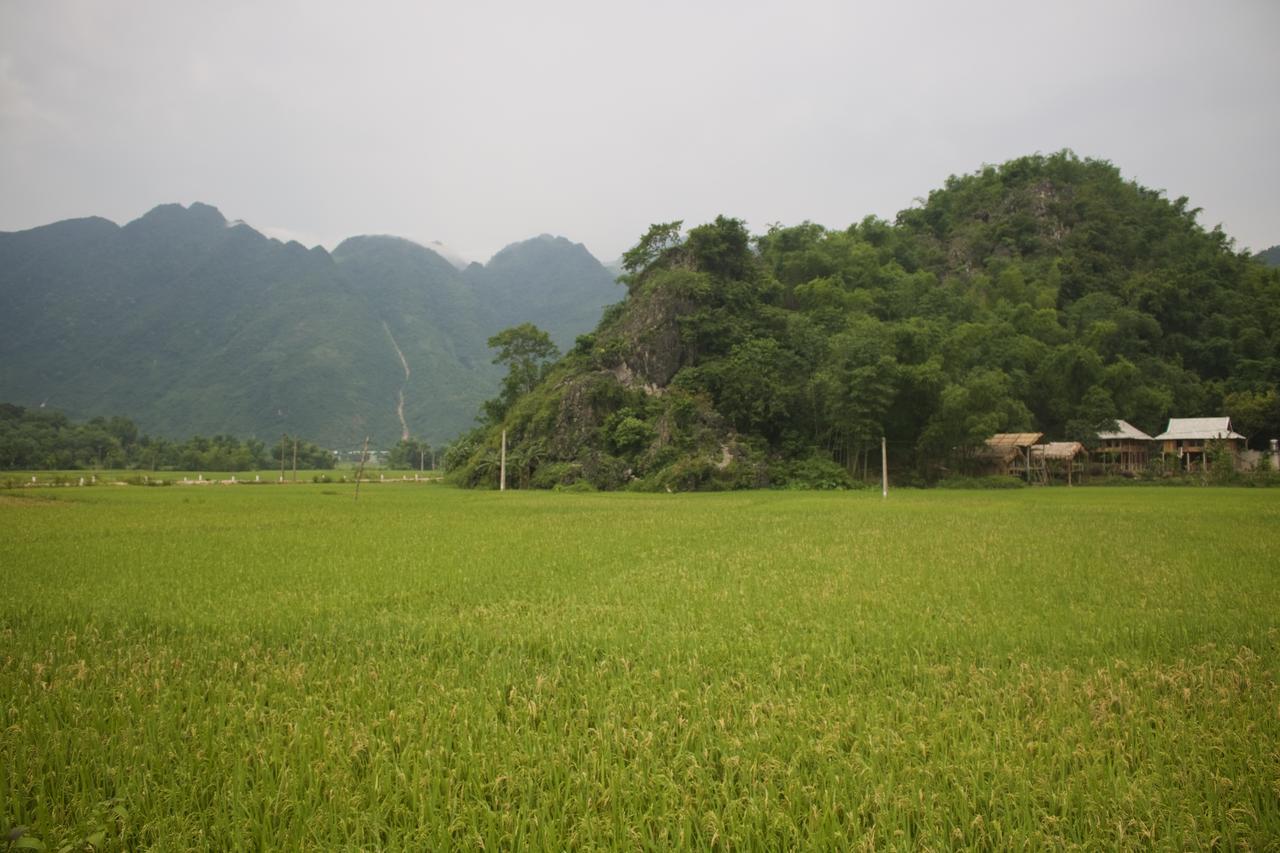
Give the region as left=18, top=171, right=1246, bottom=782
left=1152, top=417, right=1246, bottom=471
left=1095, top=420, right=1153, bottom=473
left=974, top=432, right=1043, bottom=478
left=1032, top=441, right=1086, bottom=485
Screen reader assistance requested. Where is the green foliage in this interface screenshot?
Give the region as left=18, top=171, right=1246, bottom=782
left=620, top=220, right=684, bottom=280
left=934, top=474, right=1028, bottom=489
left=386, top=437, right=433, bottom=470
left=0, top=404, right=334, bottom=471
left=768, top=454, right=855, bottom=490
left=605, top=412, right=655, bottom=457
left=460, top=151, right=1280, bottom=489
left=482, top=324, right=560, bottom=424
left=1223, top=388, right=1280, bottom=445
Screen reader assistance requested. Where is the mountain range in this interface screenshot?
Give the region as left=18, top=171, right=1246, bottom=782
left=0, top=203, right=620, bottom=447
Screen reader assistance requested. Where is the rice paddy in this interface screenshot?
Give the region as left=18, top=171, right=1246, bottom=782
left=2, top=485, right=1278, bottom=849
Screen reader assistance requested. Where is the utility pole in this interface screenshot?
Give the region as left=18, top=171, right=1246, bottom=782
left=353, top=436, right=369, bottom=501
left=500, top=429, right=507, bottom=491
left=881, top=436, right=888, bottom=498
left=292, top=439, right=298, bottom=482
left=280, top=434, right=287, bottom=483
left=420, top=445, right=425, bottom=473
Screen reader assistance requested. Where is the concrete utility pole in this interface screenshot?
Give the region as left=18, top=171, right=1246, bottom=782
left=280, top=434, right=287, bottom=483
left=881, top=436, right=888, bottom=498
left=500, top=429, right=507, bottom=491
left=292, top=439, right=298, bottom=482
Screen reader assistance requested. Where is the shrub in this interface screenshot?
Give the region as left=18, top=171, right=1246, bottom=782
left=936, top=475, right=1027, bottom=490
left=531, top=462, right=584, bottom=490
left=769, top=455, right=854, bottom=490
left=552, top=480, right=597, bottom=493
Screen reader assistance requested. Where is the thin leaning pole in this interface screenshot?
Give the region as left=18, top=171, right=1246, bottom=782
left=353, top=436, right=370, bottom=501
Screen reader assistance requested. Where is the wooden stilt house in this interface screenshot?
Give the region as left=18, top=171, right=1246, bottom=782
left=1094, top=420, right=1153, bottom=473
left=1152, top=418, right=1247, bottom=471
left=1032, top=441, right=1086, bottom=485
left=974, top=433, right=1043, bottom=479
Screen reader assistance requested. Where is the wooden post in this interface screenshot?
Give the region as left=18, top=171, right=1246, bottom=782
left=500, top=429, right=507, bottom=492
left=881, top=436, right=888, bottom=498
left=292, top=439, right=298, bottom=482
left=280, top=434, right=287, bottom=483
left=353, top=436, right=369, bottom=501
left=420, top=446, right=425, bottom=473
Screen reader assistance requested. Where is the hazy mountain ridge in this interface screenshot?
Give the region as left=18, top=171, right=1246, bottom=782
left=465, top=234, right=621, bottom=350
left=0, top=204, right=620, bottom=446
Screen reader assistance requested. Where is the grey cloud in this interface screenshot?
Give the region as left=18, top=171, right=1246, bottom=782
left=1, top=0, right=1277, bottom=259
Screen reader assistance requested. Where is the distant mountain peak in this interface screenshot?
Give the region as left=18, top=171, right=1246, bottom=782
left=487, top=233, right=591, bottom=266
left=136, top=201, right=227, bottom=226
left=427, top=240, right=470, bottom=270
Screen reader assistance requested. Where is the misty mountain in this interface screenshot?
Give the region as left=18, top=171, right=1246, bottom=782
left=0, top=204, right=619, bottom=447
left=464, top=234, right=621, bottom=350
left=1258, top=245, right=1280, bottom=267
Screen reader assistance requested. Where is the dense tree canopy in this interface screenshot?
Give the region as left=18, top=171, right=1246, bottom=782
left=0, top=403, right=333, bottom=471
left=450, top=152, right=1280, bottom=490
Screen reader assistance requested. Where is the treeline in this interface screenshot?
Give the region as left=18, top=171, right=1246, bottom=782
left=450, top=151, right=1280, bottom=490
left=0, top=404, right=334, bottom=471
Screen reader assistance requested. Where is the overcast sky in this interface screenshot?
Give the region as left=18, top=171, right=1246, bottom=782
left=1, top=0, right=1277, bottom=262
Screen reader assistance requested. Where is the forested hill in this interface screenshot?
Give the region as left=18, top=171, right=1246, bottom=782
left=450, top=151, right=1280, bottom=490
left=1258, top=245, right=1280, bottom=267
left=0, top=205, right=619, bottom=447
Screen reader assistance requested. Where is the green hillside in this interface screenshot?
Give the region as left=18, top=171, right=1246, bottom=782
left=450, top=151, right=1280, bottom=489
left=0, top=205, right=618, bottom=447
left=465, top=234, right=621, bottom=351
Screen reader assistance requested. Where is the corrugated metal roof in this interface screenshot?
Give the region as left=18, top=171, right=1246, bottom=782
left=1097, top=419, right=1153, bottom=441
left=1152, top=417, right=1246, bottom=441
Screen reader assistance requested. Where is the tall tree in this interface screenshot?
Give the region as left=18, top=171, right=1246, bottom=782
left=483, top=324, right=560, bottom=423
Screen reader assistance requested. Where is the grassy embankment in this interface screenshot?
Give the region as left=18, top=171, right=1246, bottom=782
left=2, top=486, right=1277, bottom=848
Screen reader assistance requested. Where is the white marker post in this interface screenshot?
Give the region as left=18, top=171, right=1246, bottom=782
left=881, top=436, right=888, bottom=499
left=500, top=429, right=507, bottom=492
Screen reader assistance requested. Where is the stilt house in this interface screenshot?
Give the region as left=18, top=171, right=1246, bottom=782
left=1095, top=420, right=1153, bottom=473
left=974, top=432, right=1043, bottom=479
left=1032, top=441, right=1086, bottom=485
left=1152, top=417, right=1246, bottom=471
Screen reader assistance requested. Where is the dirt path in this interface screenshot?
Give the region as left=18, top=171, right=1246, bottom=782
left=383, top=322, right=411, bottom=441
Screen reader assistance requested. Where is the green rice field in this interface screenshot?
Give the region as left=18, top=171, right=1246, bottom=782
left=2, top=485, right=1278, bottom=849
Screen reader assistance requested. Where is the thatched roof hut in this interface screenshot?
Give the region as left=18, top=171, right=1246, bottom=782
left=973, top=432, right=1043, bottom=477
left=1031, top=441, right=1086, bottom=484
left=1034, top=441, right=1086, bottom=461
